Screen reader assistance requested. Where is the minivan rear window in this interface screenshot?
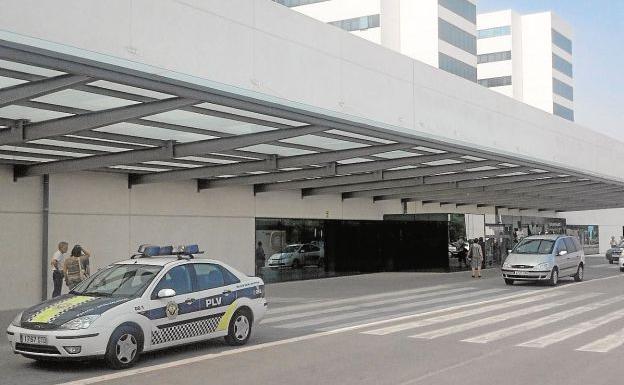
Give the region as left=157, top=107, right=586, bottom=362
left=513, top=239, right=555, bottom=254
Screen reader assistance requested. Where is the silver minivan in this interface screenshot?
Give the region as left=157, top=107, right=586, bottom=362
left=501, top=235, right=585, bottom=286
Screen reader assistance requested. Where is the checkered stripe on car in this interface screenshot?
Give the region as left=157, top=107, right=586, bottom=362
left=151, top=314, right=223, bottom=345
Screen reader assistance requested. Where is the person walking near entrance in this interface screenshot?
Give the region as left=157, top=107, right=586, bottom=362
left=50, top=241, right=68, bottom=297
left=255, top=241, right=266, bottom=276
left=470, top=238, right=484, bottom=278
left=64, top=245, right=88, bottom=289
left=478, top=237, right=486, bottom=269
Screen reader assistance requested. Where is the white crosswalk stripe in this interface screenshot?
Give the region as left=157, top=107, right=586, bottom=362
left=267, top=284, right=459, bottom=316
left=363, top=291, right=566, bottom=336
left=276, top=288, right=507, bottom=329
left=576, top=326, right=624, bottom=353
left=409, top=293, right=600, bottom=340
left=517, top=307, right=624, bottom=348
left=462, top=296, right=624, bottom=344
left=262, top=287, right=470, bottom=324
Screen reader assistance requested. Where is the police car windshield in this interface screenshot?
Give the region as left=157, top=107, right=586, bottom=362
left=512, top=239, right=555, bottom=255
left=71, top=264, right=162, bottom=297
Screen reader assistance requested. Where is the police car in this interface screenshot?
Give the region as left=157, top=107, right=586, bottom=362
left=6, top=244, right=267, bottom=369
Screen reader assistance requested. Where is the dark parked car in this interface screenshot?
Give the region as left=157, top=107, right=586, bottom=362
left=606, top=242, right=624, bottom=264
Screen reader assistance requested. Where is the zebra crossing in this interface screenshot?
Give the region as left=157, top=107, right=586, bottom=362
left=265, top=283, right=624, bottom=355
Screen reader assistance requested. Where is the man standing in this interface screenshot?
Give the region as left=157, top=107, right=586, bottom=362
left=255, top=241, right=266, bottom=276
left=50, top=241, right=68, bottom=298
left=470, top=238, right=484, bottom=279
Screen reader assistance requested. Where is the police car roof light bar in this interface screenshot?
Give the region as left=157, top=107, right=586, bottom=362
left=131, top=244, right=204, bottom=259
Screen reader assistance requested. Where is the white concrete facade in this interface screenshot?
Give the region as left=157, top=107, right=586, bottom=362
left=281, top=0, right=478, bottom=81
left=0, top=0, right=623, bottom=310
left=477, top=10, right=574, bottom=121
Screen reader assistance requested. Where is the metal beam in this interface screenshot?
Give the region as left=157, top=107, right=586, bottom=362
left=257, top=160, right=502, bottom=193
left=0, top=97, right=198, bottom=145
left=0, top=74, right=90, bottom=108
left=132, top=142, right=414, bottom=185
left=15, top=125, right=328, bottom=177
left=201, top=152, right=459, bottom=189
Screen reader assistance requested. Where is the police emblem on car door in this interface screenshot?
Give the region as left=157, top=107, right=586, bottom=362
left=143, top=264, right=201, bottom=347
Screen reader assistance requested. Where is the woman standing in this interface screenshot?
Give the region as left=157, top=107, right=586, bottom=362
left=64, top=245, right=90, bottom=289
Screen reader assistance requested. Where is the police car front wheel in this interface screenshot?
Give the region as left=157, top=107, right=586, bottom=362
left=225, top=308, right=252, bottom=346
left=105, top=325, right=142, bottom=369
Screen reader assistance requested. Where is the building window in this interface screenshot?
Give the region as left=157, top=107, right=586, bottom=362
left=553, top=78, right=574, bottom=101
left=438, top=0, right=476, bottom=24
left=273, top=0, right=329, bottom=7
left=552, top=53, right=573, bottom=77
left=552, top=29, right=573, bottom=54
left=477, top=51, right=512, bottom=64
left=478, top=76, right=512, bottom=88
left=439, top=52, right=477, bottom=82
left=553, top=103, right=574, bottom=121
left=329, top=14, right=380, bottom=32
left=438, top=19, right=477, bottom=55
left=477, top=26, right=511, bottom=39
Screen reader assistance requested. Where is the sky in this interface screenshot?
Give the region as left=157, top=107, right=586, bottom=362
left=478, top=0, right=623, bottom=141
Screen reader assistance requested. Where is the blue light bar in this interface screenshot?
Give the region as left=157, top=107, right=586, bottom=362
left=138, top=244, right=161, bottom=257
left=159, top=246, right=173, bottom=255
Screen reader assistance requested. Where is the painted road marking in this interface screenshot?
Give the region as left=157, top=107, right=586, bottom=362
left=262, top=287, right=472, bottom=324
left=576, top=326, right=624, bottom=353
left=410, top=293, right=600, bottom=340
left=518, top=308, right=624, bottom=348
left=462, top=296, right=623, bottom=344
left=363, top=291, right=566, bottom=335
left=276, top=288, right=507, bottom=329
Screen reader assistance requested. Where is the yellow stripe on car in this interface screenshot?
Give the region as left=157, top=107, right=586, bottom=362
left=217, top=300, right=239, bottom=331
left=29, top=296, right=95, bottom=323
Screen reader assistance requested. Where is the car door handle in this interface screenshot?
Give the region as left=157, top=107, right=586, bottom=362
left=185, top=298, right=196, bottom=305
left=222, top=290, right=232, bottom=295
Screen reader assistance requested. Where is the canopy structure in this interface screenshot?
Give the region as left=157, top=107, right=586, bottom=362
left=1, top=37, right=623, bottom=213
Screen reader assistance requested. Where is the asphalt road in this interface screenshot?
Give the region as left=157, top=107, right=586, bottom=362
left=2, top=255, right=622, bottom=385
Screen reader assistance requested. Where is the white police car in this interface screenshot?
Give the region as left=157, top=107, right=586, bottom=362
left=6, top=245, right=267, bottom=369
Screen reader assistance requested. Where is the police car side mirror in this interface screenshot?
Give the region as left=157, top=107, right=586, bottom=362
left=157, top=288, right=176, bottom=299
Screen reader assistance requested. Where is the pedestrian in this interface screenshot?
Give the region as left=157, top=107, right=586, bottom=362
left=255, top=241, right=266, bottom=276
left=50, top=241, right=68, bottom=298
left=479, top=237, right=486, bottom=269
left=470, top=238, right=484, bottom=278
left=64, top=245, right=89, bottom=289
left=610, top=236, right=618, bottom=248
left=457, top=238, right=468, bottom=268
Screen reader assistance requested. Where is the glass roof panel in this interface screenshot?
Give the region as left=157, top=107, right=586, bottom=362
left=142, top=110, right=272, bottom=135
left=0, top=145, right=91, bottom=157
left=95, top=123, right=216, bottom=143
left=466, top=166, right=499, bottom=172
left=422, top=159, right=462, bottom=166
left=462, top=155, right=486, bottom=161
left=0, top=59, right=65, bottom=77
left=0, top=154, right=54, bottom=162
left=87, top=80, right=174, bottom=99
left=33, top=89, right=139, bottom=111
left=0, top=104, right=70, bottom=122
left=32, top=139, right=128, bottom=152
left=335, top=158, right=374, bottom=164
left=143, top=161, right=200, bottom=168
left=374, top=150, right=420, bottom=159
left=280, top=135, right=366, bottom=151
left=414, top=146, right=445, bottom=154
left=239, top=144, right=315, bottom=157
left=177, top=156, right=237, bottom=164
left=0, top=76, right=27, bottom=88
left=325, top=129, right=394, bottom=144
left=109, top=165, right=169, bottom=172
left=196, top=103, right=306, bottom=126
left=388, top=165, right=418, bottom=170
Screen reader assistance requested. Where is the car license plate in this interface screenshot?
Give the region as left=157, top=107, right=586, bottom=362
left=20, top=334, right=47, bottom=345
left=515, top=271, right=529, bottom=275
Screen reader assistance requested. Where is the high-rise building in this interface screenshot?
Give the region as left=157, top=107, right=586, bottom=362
left=274, top=0, right=478, bottom=82
left=477, top=10, right=574, bottom=121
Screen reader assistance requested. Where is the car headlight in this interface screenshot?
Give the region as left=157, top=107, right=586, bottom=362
left=536, top=262, right=551, bottom=270
left=11, top=312, right=23, bottom=327
left=60, top=315, right=100, bottom=330
left=502, top=262, right=511, bottom=268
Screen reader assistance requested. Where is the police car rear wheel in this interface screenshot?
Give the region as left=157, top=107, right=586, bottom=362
left=105, top=325, right=141, bottom=369
left=225, top=309, right=252, bottom=346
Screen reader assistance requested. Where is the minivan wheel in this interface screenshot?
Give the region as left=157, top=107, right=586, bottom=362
left=574, top=264, right=584, bottom=282
left=549, top=268, right=559, bottom=286
left=504, top=279, right=514, bottom=286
